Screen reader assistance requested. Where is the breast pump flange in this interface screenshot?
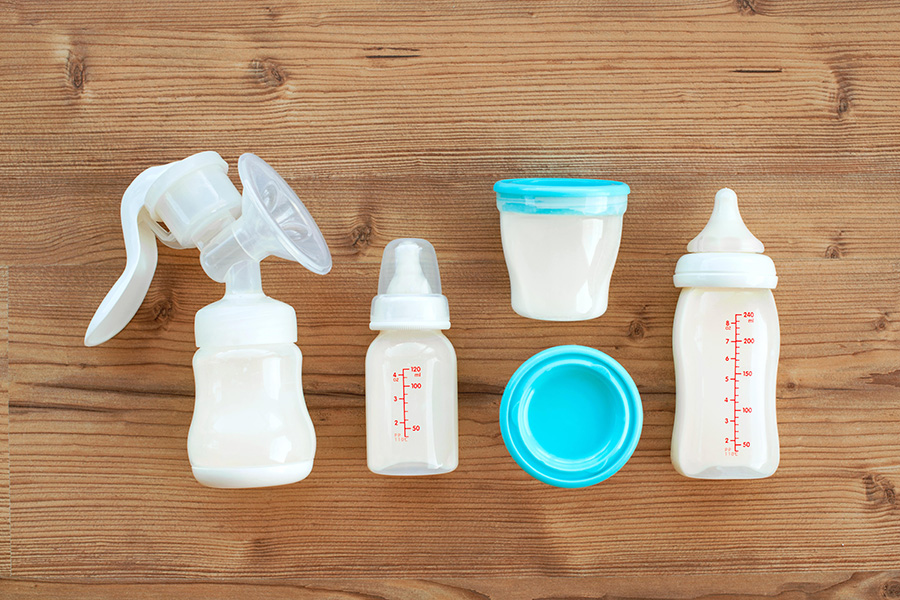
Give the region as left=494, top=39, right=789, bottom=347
left=85, top=151, right=332, bottom=488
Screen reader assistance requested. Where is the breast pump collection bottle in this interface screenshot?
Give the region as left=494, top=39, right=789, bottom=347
left=365, top=239, right=459, bottom=476
left=670, top=189, right=780, bottom=479
left=85, top=151, right=332, bottom=488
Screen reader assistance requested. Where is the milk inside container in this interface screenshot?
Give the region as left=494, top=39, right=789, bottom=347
left=366, top=239, right=458, bottom=476
left=671, top=188, right=780, bottom=479
left=85, top=152, right=332, bottom=488
left=495, top=178, right=629, bottom=321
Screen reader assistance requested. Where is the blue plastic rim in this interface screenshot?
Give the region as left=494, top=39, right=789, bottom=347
left=499, top=345, right=643, bottom=488
left=495, top=178, right=630, bottom=216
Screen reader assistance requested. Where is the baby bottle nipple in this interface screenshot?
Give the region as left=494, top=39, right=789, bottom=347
left=687, top=188, right=765, bottom=253
left=370, top=239, right=449, bottom=330
left=674, top=188, right=776, bottom=290
left=386, top=241, right=432, bottom=294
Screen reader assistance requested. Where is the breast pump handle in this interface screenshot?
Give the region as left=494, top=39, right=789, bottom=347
left=84, top=152, right=242, bottom=346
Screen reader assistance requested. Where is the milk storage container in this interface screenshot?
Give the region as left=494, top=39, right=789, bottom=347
left=85, top=152, right=332, bottom=488
left=366, top=239, right=458, bottom=476
left=671, top=188, right=780, bottom=479
left=495, top=178, right=630, bottom=321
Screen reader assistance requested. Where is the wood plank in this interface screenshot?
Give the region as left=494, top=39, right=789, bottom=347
left=2, top=571, right=900, bottom=599
left=0, top=268, right=9, bottom=578
left=7, top=0, right=900, bottom=28
left=2, top=174, right=900, bottom=267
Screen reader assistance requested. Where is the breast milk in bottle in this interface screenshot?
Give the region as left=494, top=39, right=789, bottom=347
left=671, top=189, right=780, bottom=479
left=366, top=239, right=458, bottom=476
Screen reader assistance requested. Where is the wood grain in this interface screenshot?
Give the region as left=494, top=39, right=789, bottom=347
left=3, top=571, right=900, bottom=600
left=1, top=0, right=900, bottom=594
left=0, top=268, right=9, bottom=579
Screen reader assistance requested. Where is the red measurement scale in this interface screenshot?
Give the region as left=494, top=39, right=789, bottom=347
left=392, top=365, right=422, bottom=442
left=725, top=312, right=754, bottom=456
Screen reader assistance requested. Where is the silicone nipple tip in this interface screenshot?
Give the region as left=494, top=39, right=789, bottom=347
left=715, top=188, right=738, bottom=204
left=387, top=242, right=432, bottom=294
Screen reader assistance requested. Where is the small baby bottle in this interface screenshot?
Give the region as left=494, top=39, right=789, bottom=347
left=671, top=189, right=780, bottom=479
left=366, top=239, right=458, bottom=476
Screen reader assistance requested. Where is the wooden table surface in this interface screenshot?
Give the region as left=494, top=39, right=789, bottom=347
left=2, top=0, right=900, bottom=597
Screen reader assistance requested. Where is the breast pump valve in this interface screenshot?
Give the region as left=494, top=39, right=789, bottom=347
left=85, top=151, right=332, bottom=488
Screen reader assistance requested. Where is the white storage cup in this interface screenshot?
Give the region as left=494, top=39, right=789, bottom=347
left=495, top=178, right=630, bottom=321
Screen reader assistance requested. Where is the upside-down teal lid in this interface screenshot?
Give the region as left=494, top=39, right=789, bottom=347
left=499, top=345, right=642, bottom=488
left=495, top=178, right=630, bottom=215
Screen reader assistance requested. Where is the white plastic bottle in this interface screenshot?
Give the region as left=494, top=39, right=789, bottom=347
left=671, top=189, right=780, bottom=479
left=366, top=239, right=459, bottom=476
left=188, top=261, right=318, bottom=488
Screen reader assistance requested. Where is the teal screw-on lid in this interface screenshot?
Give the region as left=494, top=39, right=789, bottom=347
left=499, top=345, right=643, bottom=488
left=495, top=178, right=630, bottom=215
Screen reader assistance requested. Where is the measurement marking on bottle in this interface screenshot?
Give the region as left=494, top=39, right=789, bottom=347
left=393, top=365, right=422, bottom=441
left=401, top=368, right=409, bottom=438
left=733, top=314, right=740, bottom=452
left=725, top=312, right=754, bottom=455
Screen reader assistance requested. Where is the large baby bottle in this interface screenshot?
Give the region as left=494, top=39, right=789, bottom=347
left=366, top=239, right=458, bottom=476
left=85, top=152, right=332, bottom=488
left=671, top=188, right=780, bottom=479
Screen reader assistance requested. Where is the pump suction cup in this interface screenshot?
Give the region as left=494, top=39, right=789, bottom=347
left=200, top=154, right=333, bottom=282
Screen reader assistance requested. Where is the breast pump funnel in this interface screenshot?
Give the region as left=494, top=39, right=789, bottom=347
left=200, top=154, right=332, bottom=283
left=85, top=152, right=332, bottom=488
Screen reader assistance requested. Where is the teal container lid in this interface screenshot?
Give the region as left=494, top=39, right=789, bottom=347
left=495, top=178, right=630, bottom=216
left=499, top=345, right=642, bottom=488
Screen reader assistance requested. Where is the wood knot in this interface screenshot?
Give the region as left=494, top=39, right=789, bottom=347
left=874, top=315, right=889, bottom=332
left=824, top=244, right=843, bottom=259
left=350, top=219, right=374, bottom=251
left=250, top=59, right=286, bottom=88
left=151, top=297, right=175, bottom=328
left=784, top=381, right=798, bottom=391
left=882, top=580, right=900, bottom=600
left=66, top=50, right=85, bottom=93
left=734, top=0, right=761, bottom=15
left=863, top=474, right=897, bottom=507
left=833, top=72, right=852, bottom=119
left=627, top=319, right=646, bottom=341
left=836, top=93, right=850, bottom=117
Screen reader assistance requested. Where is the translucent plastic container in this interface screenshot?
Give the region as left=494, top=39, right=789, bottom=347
left=495, top=178, right=630, bottom=321
left=671, top=189, right=780, bottom=479
left=190, top=341, right=316, bottom=487
left=366, top=329, right=458, bottom=475
left=672, top=288, right=779, bottom=479
left=366, top=239, right=459, bottom=476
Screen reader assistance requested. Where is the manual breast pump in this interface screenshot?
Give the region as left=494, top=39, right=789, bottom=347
left=85, top=152, right=332, bottom=488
